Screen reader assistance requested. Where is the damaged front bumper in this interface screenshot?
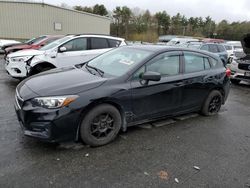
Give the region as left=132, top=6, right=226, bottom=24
left=5, top=58, right=30, bottom=78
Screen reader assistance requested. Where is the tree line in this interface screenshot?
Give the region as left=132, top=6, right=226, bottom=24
left=73, top=4, right=249, bottom=42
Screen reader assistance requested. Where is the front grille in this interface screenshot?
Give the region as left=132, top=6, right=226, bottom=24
left=238, top=63, right=250, bottom=71
left=15, top=89, right=24, bottom=109
left=5, top=57, right=10, bottom=65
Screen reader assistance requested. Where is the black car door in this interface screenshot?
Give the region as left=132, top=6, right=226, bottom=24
left=130, top=51, right=183, bottom=122
left=180, top=51, right=212, bottom=110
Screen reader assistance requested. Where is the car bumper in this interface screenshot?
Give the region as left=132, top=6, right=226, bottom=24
left=5, top=60, right=28, bottom=78
left=14, top=97, right=82, bottom=142
left=230, top=71, right=250, bottom=82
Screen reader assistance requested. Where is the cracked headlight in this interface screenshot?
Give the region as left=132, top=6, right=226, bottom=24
left=11, top=56, right=33, bottom=63
left=31, top=95, right=78, bottom=109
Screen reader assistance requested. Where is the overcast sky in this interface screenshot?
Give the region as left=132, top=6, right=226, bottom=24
left=42, top=0, right=250, bottom=22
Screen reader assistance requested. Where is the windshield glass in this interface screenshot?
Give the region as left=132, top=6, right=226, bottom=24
left=27, top=36, right=47, bottom=45
left=234, top=46, right=242, bottom=50
left=39, top=36, right=72, bottom=51
left=25, top=38, right=36, bottom=44
left=87, top=47, right=153, bottom=77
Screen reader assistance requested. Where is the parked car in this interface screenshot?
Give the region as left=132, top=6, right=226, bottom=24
left=228, top=34, right=250, bottom=84
left=223, top=42, right=243, bottom=63
left=5, top=34, right=126, bottom=79
left=167, top=38, right=199, bottom=46
left=2, top=37, right=45, bottom=54
left=5, top=35, right=63, bottom=55
left=0, top=39, right=20, bottom=54
left=15, top=45, right=230, bottom=146
left=202, top=38, right=225, bottom=43
left=190, top=43, right=228, bottom=65
left=181, top=41, right=203, bottom=49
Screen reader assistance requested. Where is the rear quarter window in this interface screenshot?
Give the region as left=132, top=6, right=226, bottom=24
left=210, top=57, right=224, bottom=68
left=108, top=39, right=121, bottom=48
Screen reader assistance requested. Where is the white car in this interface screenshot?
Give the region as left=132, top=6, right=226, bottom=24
left=167, top=38, right=199, bottom=46
left=5, top=35, right=126, bottom=79
left=0, top=39, right=20, bottom=54
left=227, top=35, right=250, bottom=84
left=223, top=42, right=243, bottom=62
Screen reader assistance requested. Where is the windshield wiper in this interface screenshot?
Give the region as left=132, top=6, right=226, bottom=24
left=85, top=63, right=104, bottom=77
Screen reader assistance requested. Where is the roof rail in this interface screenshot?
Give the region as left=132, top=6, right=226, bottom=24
left=66, top=33, right=112, bottom=37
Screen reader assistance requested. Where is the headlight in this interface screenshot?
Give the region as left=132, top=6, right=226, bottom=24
left=11, top=56, right=33, bottom=63
left=31, top=95, right=78, bottom=109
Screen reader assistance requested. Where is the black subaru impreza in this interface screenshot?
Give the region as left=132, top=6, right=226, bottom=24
left=15, top=46, right=230, bottom=146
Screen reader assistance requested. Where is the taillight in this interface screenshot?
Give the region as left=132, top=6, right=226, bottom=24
left=226, top=68, right=231, bottom=77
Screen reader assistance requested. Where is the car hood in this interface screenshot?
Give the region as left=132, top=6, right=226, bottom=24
left=8, top=49, right=44, bottom=58
left=18, top=66, right=107, bottom=100
left=241, top=34, right=250, bottom=55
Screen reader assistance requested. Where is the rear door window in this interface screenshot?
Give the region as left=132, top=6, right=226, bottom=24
left=108, top=39, right=121, bottom=48
left=90, top=37, right=109, bottom=49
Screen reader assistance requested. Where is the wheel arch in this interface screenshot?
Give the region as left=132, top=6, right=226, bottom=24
left=75, top=98, right=127, bottom=141
left=29, top=62, right=56, bottom=75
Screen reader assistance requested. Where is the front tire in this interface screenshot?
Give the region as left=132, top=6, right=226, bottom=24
left=80, top=104, right=122, bottom=147
left=201, top=90, right=223, bottom=116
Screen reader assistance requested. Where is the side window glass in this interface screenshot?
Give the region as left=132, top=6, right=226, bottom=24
left=200, top=45, right=209, bottom=51
left=133, top=66, right=146, bottom=79
left=62, top=38, right=87, bottom=51
left=146, top=53, right=180, bottom=76
left=91, top=38, right=109, bottom=49
left=208, top=44, right=218, bottom=53
left=184, top=53, right=205, bottom=73
left=210, top=58, right=223, bottom=68
left=108, top=39, right=121, bottom=48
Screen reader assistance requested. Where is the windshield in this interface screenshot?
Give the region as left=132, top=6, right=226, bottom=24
left=27, top=36, right=47, bottom=45
left=234, top=46, right=242, bottom=50
left=39, top=36, right=72, bottom=51
left=87, top=47, right=153, bottom=77
left=25, top=38, right=36, bottom=44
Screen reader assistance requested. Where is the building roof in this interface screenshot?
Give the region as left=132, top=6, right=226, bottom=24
left=0, top=0, right=111, bottom=21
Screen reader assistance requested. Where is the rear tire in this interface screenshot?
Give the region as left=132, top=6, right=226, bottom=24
left=230, top=79, right=240, bottom=85
left=80, top=104, right=122, bottom=147
left=201, top=90, right=223, bottom=116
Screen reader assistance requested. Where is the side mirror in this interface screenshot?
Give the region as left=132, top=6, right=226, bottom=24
left=141, top=71, right=161, bottom=82
left=59, top=46, right=67, bottom=53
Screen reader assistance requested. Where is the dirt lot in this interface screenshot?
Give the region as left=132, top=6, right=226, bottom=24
left=0, top=57, right=250, bottom=188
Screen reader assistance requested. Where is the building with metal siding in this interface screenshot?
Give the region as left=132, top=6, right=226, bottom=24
left=0, top=1, right=111, bottom=40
